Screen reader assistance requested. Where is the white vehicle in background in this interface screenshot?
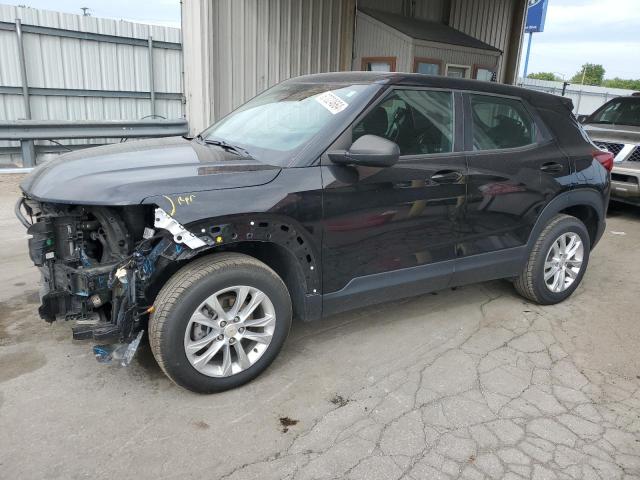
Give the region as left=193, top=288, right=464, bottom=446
left=579, top=94, right=640, bottom=205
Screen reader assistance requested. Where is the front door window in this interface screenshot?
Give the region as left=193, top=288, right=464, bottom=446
left=352, top=89, right=454, bottom=155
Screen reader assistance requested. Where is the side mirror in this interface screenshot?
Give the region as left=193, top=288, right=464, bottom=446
left=328, top=135, right=400, bottom=168
left=576, top=114, right=588, bottom=124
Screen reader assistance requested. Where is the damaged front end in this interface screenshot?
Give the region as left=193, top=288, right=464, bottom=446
left=16, top=196, right=210, bottom=346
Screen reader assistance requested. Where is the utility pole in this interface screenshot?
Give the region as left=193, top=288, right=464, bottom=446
left=580, top=66, right=586, bottom=85
left=523, top=32, right=533, bottom=79
left=522, top=0, right=549, bottom=80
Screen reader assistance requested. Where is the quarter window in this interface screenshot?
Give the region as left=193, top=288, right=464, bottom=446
left=353, top=89, right=454, bottom=155
left=470, top=94, right=536, bottom=150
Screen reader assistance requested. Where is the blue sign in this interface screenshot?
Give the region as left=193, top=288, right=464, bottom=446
left=525, top=0, right=549, bottom=33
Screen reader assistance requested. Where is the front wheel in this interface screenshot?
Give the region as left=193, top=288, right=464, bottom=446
left=514, top=214, right=590, bottom=305
left=149, top=253, right=292, bottom=393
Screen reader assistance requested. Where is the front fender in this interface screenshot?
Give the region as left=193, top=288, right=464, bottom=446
left=146, top=213, right=322, bottom=322
left=181, top=213, right=320, bottom=293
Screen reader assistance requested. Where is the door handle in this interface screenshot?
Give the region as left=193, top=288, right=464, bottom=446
left=540, top=162, right=564, bottom=173
left=430, top=170, right=463, bottom=184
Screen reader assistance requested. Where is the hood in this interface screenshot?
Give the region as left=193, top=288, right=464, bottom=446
left=20, top=137, right=281, bottom=205
left=584, top=123, right=640, bottom=144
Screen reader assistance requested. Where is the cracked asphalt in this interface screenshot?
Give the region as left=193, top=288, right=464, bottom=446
left=1, top=174, right=639, bottom=479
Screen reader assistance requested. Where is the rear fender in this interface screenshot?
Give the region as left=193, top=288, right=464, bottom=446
left=526, top=188, right=607, bottom=251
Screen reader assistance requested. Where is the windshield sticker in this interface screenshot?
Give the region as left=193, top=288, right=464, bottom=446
left=315, top=91, right=348, bottom=115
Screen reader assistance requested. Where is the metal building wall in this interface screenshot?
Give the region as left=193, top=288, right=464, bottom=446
left=0, top=5, right=183, bottom=164
left=354, top=0, right=525, bottom=83
left=182, top=0, right=356, bottom=134
left=449, top=0, right=523, bottom=82
left=413, top=42, right=498, bottom=73
left=181, top=0, right=527, bottom=134
left=353, top=10, right=499, bottom=74
left=358, top=0, right=445, bottom=22
left=353, top=12, right=414, bottom=72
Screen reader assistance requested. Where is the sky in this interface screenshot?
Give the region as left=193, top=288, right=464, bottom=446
left=1, top=0, right=181, bottom=28
left=519, top=0, right=640, bottom=79
left=2, top=0, right=639, bottom=80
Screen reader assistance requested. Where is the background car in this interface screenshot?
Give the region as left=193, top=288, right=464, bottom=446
left=579, top=94, right=640, bottom=206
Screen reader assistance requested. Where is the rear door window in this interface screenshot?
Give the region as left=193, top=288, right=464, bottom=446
left=353, top=89, right=454, bottom=155
left=469, top=94, right=536, bottom=150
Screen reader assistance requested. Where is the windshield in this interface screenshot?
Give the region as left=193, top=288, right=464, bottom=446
left=588, top=97, right=640, bottom=127
left=200, top=82, right=376, bottom=166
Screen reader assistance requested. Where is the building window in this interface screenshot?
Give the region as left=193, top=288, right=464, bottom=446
left=353, top=89, right=454, bottom=155
left=361, top=57, right=396, bottom=72
left=474, top=65, right=497, bottom=82
left=445, top=64, right=470, bottom=78
left=469, top=94, right=536, bottom=151
left=413, top=57, right=442, bottom=75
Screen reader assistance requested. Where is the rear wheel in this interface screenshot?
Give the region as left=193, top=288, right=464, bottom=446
left=149, top=253, right=292, bottom=393
left=514, top=214, right=590, bottom=305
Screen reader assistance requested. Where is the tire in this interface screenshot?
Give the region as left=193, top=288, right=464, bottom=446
left=149, top=252, right=292, bottom=393
left=514, top=214, right=590, bottom=305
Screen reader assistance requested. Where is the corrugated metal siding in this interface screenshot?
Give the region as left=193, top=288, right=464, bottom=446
left=181, top=0, right=523, bottom=133
left=182, top=0, right=355, bottom=133
left=211, top=0, right=347, bottom=120
left=359, top=0, right=444, bottom=22
left=449, top=0, right=515, bottom=82
left=355, top=10, right=499, bottom=75
left=414, top=42, right=497, bottom=73
left=358, top=0, right=404, bottom=15
left=0, top=5, right=182, bottom=164
left=181, top=0, right=213, bottom=138
left=357, top=0, right=519, bottom=81
left=353, top=12, right=414, bottom=72
left=413, top=0, right=445, bottom=22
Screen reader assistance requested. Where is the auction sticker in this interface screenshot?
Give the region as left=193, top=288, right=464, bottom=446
left=315, top=91, right=348, bottom=114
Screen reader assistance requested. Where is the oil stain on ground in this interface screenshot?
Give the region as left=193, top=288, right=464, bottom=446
left=192, top=420, right=210, bottom=430
left=279, top=416, right=298, bottom=433
left=0, top=291, right=51, bottom=382
left=0, top=349, right=46, bottom=383
left=0, top=291, right=42, bottom=346
left=330, top=394, right=349, bottom=407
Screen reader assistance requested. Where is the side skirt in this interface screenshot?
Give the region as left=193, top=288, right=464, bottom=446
left=450, top=246, right=527, bottom=288
left=320, top=247, right=527, bottom=319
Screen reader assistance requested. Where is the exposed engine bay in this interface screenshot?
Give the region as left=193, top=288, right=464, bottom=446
left=16, top=197, right=210, bottom=344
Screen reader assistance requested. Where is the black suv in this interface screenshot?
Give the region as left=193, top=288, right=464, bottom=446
left=17, top=72, right=611, bottom=393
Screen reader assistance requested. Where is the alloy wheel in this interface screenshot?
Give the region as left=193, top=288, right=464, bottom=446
left=543, top=232, right=584, bottom=293
left=183, top=285, right=276, bottom=377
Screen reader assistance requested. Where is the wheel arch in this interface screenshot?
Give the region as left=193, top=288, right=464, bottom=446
left=147, top=214, right=322, bottom=322
left=527, top=188, right=606, bottom=251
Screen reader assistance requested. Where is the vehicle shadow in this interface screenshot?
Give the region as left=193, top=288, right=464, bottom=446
left=607, top=200, right=640, bottom=220
left=134, top=279, right=518, bottom=380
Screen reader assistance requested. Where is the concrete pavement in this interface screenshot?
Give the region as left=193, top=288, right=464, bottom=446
left=1, top=174, right=639, bottom=479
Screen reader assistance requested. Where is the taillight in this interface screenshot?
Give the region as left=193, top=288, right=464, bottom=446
left=593, top=150, right=614, bottom=172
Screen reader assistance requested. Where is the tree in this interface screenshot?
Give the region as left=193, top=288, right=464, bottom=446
left=570, top=63, right=605, bottom=86
left=527, top=72, right=560, bottom=81
left=602, top=78, right=640, bottom=90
